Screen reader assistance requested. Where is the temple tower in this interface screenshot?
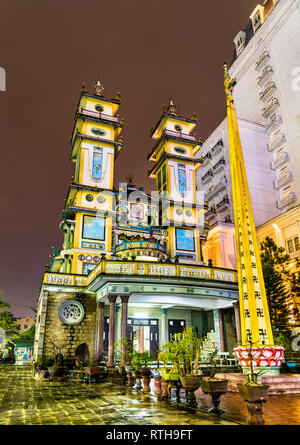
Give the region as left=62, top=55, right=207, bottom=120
left=148, top=102, right=205, bottom=262
left=58, top=82, right=124, bottom=275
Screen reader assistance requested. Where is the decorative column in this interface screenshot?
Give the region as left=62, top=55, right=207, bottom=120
left=121, top=295, right=129, bottom=365
left=213, top=310, right=221, bottom=351
left=107, top=295, right=117, bottom=368
left=233, top=301, right=242, bottom=345
left=218, top=309, right=225, bottom=352
left=95, top=302, right=105, bottom=362
left=161, top=308, right=167, bottom=345
left=223, top=64, right=284, bottom=373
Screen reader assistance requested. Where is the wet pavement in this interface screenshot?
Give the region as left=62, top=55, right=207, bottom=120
left=1, top=365, right=299, bottom=425
left=0, top=365, right=236, bottom=426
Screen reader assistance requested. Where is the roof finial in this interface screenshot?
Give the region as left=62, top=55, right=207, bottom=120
left=94, top=80, right=104, bottom=96
left=167, top=99, right=177, bottom=115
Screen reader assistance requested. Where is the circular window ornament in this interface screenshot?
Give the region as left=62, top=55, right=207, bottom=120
left=174, top=147, right=186, bottom=154
left=176, top=209, right=183, bottom=215
left=175, top=124, right=182, bottom=132
left=93, top=256, right=100, bottom=262
left=92, top=128, right=105, bottom=136
left=95, top=104, right=104, bottom=112
left=59, top=300, right=85, bottom=325
left=78, top=254, right=85, bottom=261
left=86, top=194, right=94, bottom=202
left=185, top=210, right=192, bottom=217
left=97, top=195, right=105, bottom=204
left=86, top=255, right=92, bottom=262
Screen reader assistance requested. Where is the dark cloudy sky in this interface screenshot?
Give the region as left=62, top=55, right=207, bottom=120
left=0, top=0, right=258, bottom=317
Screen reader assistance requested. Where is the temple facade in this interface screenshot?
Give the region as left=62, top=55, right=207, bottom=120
left=33, top=84, right=240, bottom=366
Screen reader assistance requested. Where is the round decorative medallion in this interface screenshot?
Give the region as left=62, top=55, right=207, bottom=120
left=174, top=147, right=186, bottom=154
left=97, top=195, right=105, bottom=203
left=93, top=256, right=100, bottom=262
left=86, top=255, right=92, bottom=262
left=185, top=210, right=192, bottom=217
left=78, top=254, right=85, bottom=261
left=92, top=128, right=105, bottom=136
left=175, top=124, right=182, bottom=132
left=95, top=104, right=104, bottom=112
left=86, top=194, right=94, bottom=202
left=59, top=300, right=85, bottom=325
left=176, top=209, right=183, bottom=215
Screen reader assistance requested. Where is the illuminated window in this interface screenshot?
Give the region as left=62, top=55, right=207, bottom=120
left=82, top=215, right=105, bottom=241
left=178, top=164, right=187, bottom=194
left=157, top=164, right=167, bottom=192
left=287, top=237, right=300, bottom=254
left=176, top=228, right=195, bottom=252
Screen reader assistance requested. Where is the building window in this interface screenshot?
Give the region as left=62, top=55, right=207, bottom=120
left=24, top=325, right=28, bottom=330
left=91, top=128, right=105, bottom=136
left=92, top=147, right=103, bottom=181
left=178, top=164, right=187, bottom=194
left=175, top=228, right=195, bottom=252
left=95, top=104, right=104, bottom=112
left=286, top=237, right=300, bottom=254
left=82, top=215, right=105, bottom=241
left=157, top=164, right=167, bottom=192
left=83, top=263, right=97, bottom=276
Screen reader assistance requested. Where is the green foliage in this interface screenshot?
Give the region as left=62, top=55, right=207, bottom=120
left=0, top=311, right=19, bottom=331
left=13, top=325, right=35, bottom=341
left=113, top=337, right=133, bottom=366
left=207, top=348, right=219, bottom=380
left=160, top=327, right=203, bottom=376
left=131, top=350, right=152, bottom=371
left=34, top=356, right=53, bottom=370
left=260, top=237, right=297, bottom=333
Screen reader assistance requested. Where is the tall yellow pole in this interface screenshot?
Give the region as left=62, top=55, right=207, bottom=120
left=223, top=64, right=274, bottom=347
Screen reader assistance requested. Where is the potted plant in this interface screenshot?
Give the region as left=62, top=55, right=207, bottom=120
left=34, top=356, right=52, bottom=380
left=131, top=350, right=143, bottom=389
left=160, top=328, right=203, bottom=403
left=47, top=341, right=67, bottom=378
left=200, top=348, right=228, bottom=414
left=237, top=341, right=269, bottom=425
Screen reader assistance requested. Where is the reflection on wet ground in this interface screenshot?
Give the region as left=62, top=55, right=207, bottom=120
left=0, top=366, right=236, bottom=425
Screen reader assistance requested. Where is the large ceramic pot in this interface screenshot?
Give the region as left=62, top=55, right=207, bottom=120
left=153, top=376, right=162, bottom=396
left=201, top=379, right=228, bottom=394
left=180, top=375, right=202, bottom=405
left=237, top=383, right=269, bottom=403
left=200, top=379, right=228, bottom=414
left=140, top=367, right=152, bottom=378
left=237, top=383, right=269, bottom=425
left=48, top=366, right=65, bottom=378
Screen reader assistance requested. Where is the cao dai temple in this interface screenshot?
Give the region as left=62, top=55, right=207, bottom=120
left=34, top=83, right=241, bottom=366
left=34, top=0, right=300, bottom=370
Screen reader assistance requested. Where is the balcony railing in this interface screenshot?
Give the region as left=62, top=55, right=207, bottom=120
left=205, top=206, right=217, bottom=217
left=80, top=108, right=119, bottom=122
left=205, top=176, right=227, bottom=201
left=267, top=115, right=282, bottom=134
left=277, top=192, right=296, bottom=209
left=115, top=240, right=167, bottom=254
left=212, top=158, right=226, bottom=173
left=257, top=66, right=273, bottom=86
left=211, top=140, right=224, bottom=155
left=163, top=129, right=197, bottom=142
left=202, top=151, right=212, bottom=165
left=267, top=133, right=285, bottom=152
left=43, top=260, right=238, bottom=287
left=259, top=81, right=276, bottom=102
left=270, top=151, right=288, bottom=170
left=262, top=97, right=279, bottom=118
left=255, top=51, right=271, bottom=71
left=274, top=171, right=292, bottom=189
left=202, top=169, right=214, bottom=184
left=216, top=195, right=230, bottom=211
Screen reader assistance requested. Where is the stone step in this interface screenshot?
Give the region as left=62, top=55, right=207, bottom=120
left=215, top=373, right=300, bottom=395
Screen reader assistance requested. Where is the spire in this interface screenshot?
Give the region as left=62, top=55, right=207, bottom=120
left=166, top=99, right=177, bottom=116
left=94, top=80, right=104, bottom=96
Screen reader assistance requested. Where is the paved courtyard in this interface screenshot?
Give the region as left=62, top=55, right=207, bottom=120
left=0, top=366, right=235, bottom=426
left=0, top=365, right=299, bottom=426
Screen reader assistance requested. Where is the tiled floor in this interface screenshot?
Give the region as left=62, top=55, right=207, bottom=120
left=1, top=365, right=299, bottom=425
left=0, top=366, right=235, bottom=426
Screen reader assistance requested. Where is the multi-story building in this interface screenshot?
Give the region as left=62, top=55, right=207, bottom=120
left=34, top=85, right=241, bottom=365
left=15, top=317, right=35, bottom=333
left=197, top=0, right=300, bottom=266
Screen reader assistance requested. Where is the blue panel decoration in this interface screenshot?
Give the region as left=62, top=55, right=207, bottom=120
left=83, top=263, right=97, bottom=276
left=92, top=147, right=103, bottom=181
left=176, top=228, right=195, bottom=252
left=82, top=215, right=105, bottom=241
left=178, top=164, right=187, bottom=194
left=81, top=241, right=105, bottom=250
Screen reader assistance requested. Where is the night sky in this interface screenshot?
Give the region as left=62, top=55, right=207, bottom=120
left=0, top=0, right=258, bottom=317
